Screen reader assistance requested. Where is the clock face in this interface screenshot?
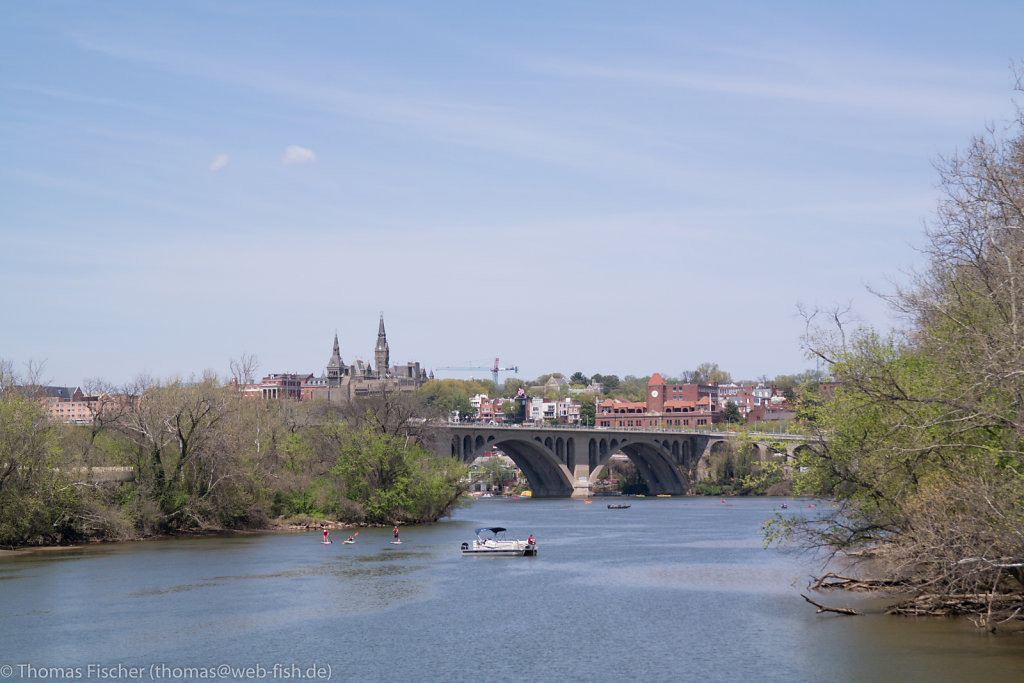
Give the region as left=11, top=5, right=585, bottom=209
left=650, top=390, right=659, bottom=397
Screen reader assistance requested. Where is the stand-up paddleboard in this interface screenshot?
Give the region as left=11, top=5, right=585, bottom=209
left=320, top=541, right=332, bottom=544
left=390, top=540, right=402, bottom=545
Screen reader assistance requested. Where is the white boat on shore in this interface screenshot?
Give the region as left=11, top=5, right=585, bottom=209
left=461, top=527, right=537, bottom=556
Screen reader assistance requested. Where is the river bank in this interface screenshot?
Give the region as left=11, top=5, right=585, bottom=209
left=0, top=516, right=367, bottom=557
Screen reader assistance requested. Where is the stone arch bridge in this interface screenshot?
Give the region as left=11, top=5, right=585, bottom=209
left=448, top=425, right=815, bottom=498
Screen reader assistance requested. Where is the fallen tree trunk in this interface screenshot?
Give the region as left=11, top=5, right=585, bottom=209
left=801, top=593, right=862, bottom=616
left=810, top=572, right=906, bottom=592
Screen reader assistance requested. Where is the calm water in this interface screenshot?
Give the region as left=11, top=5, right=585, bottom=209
left=1, top=497, right=1022, bottom=682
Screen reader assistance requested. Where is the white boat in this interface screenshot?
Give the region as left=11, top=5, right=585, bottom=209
left=461, top=527, right=537, bottom=556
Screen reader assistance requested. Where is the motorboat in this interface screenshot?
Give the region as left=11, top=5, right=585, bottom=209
left=607, top=503, right=631, bottom=509
left=461, top=527, right=537, bottom=556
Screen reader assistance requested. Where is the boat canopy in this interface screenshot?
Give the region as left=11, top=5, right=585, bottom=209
left=474, top=527, right=507, bottom=535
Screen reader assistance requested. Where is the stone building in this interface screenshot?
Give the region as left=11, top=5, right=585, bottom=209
left=304, top=315, right=430, bottom=403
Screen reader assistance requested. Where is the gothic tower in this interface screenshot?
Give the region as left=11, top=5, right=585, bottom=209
left=327, top=333, right=344, bottom=387
left=374, top=314, right=390, bottom=377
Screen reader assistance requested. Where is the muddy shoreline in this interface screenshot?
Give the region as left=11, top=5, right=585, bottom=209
left=0, top=518, right=374, bottom=557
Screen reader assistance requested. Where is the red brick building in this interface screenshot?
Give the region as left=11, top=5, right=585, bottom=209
left=596, top=374, right=719, bottom=428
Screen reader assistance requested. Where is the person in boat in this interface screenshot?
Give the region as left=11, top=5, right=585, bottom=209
left=527, top=534, right=535, bottom=545
left=346, top=535, right=355, bottom=543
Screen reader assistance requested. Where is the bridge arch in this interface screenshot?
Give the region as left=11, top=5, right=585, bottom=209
left=589, top=435, right=690, bottom=495
left=448, top=426, right=817, bottom=498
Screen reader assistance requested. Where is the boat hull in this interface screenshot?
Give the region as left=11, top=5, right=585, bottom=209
left=461, top=541, right=537, bottom=557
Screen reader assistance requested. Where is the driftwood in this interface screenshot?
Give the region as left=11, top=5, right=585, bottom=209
left=810, top=572, right=905, bottom=592
left=801, top=593, right=862, bottom=616
left=804, top=574, right=1024, bottom=629
left=886, top=593, right=1024, bottom=617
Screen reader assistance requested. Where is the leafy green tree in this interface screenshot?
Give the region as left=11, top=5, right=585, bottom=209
left=770, top=91, right=1024, bottom=626
left=501, top=378, right=528, bottom=398
left=0, top=392, right=81, bottom=546
left=722, top=400, right=743, bottom=424
left=578, top=397, right=596, bottom=426
left=592, top=374, right=620, bottom=395
left=330, top=423, right=468, bottom=523
left=569, top=371, right=588, bottom=386
left=418, top=379, right=475, bottom=420
left=617, top=375, right=649, bottom=401
left=499, top=400, right=518, bottom=424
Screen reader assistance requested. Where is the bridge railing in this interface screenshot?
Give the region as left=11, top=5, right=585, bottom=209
left=447, top=422, right=813, bottom=439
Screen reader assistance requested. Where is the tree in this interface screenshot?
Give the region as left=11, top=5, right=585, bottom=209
left=330, top=423, right=468, bottom=523
left=569, top=371, right=588, bottom=386
left=591, top=374, right=620, bottom=394
left=0, top=390, right=80, bottom=546
left=418, top=379, right=475, bottom=420
left=111, top=377, right=254, bottom=530
left=683, top=362, right=732, bottom=385
left=578, top=397, right=597, bottom=426
left=228, top=352, right=260, bottom=386
left=722, top=400, right=743, bottom=424
left=501, top=378, right=528, bottom=398
left=771, top=87, right=1024, bottom=627
left=477, top=455, right=515, bottom=491
left=617, top=375, right=649, bottom=401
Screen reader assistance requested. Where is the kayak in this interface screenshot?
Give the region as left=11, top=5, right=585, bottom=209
left=342, top=540, right=355, bottom=544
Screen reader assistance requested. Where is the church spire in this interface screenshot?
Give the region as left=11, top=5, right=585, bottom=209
left=374, top=313, right=390, bottom=377
left=327, top=332, right=344, bottom=385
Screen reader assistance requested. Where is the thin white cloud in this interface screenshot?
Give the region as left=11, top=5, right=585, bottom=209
left=208, top=153, right=229, bottom=171
left=526, top=57, right=1000, bottom=121
left=282, top=145, right=316, bottom=165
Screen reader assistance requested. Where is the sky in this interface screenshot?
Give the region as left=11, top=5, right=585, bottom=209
left=2, top=1, right=1022, bottom=388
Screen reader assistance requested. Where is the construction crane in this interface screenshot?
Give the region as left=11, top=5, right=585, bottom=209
left=437, top=358, right=519, bottom=385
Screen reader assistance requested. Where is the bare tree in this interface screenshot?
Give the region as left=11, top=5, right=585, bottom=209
left=229, top=353, right=260, bottom=387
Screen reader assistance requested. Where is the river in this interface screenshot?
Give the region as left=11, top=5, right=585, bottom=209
left=1, top=497, right=1022, bottom=682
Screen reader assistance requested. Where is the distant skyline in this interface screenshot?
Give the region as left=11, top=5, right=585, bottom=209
left=3, top=1, right=1023, bottom=387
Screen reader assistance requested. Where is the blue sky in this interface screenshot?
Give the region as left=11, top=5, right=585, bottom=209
left=2, top=1, right=1022, bottom=387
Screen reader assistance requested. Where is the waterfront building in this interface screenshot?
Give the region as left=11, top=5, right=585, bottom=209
left=475, top=396, right=510, bottom=423
left=596, top=373, right=719, bottom=428
left=526, top=396, right=582, bottom=424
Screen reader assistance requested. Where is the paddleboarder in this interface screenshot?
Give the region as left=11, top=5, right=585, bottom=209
left=323, top=527, right=330, bottom=543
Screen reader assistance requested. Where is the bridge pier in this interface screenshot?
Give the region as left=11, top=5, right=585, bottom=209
left=570, top=464, right=592, bottom=498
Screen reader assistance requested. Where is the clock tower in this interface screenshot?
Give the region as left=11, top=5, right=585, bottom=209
left=647, top=373, right=666, bottom=413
